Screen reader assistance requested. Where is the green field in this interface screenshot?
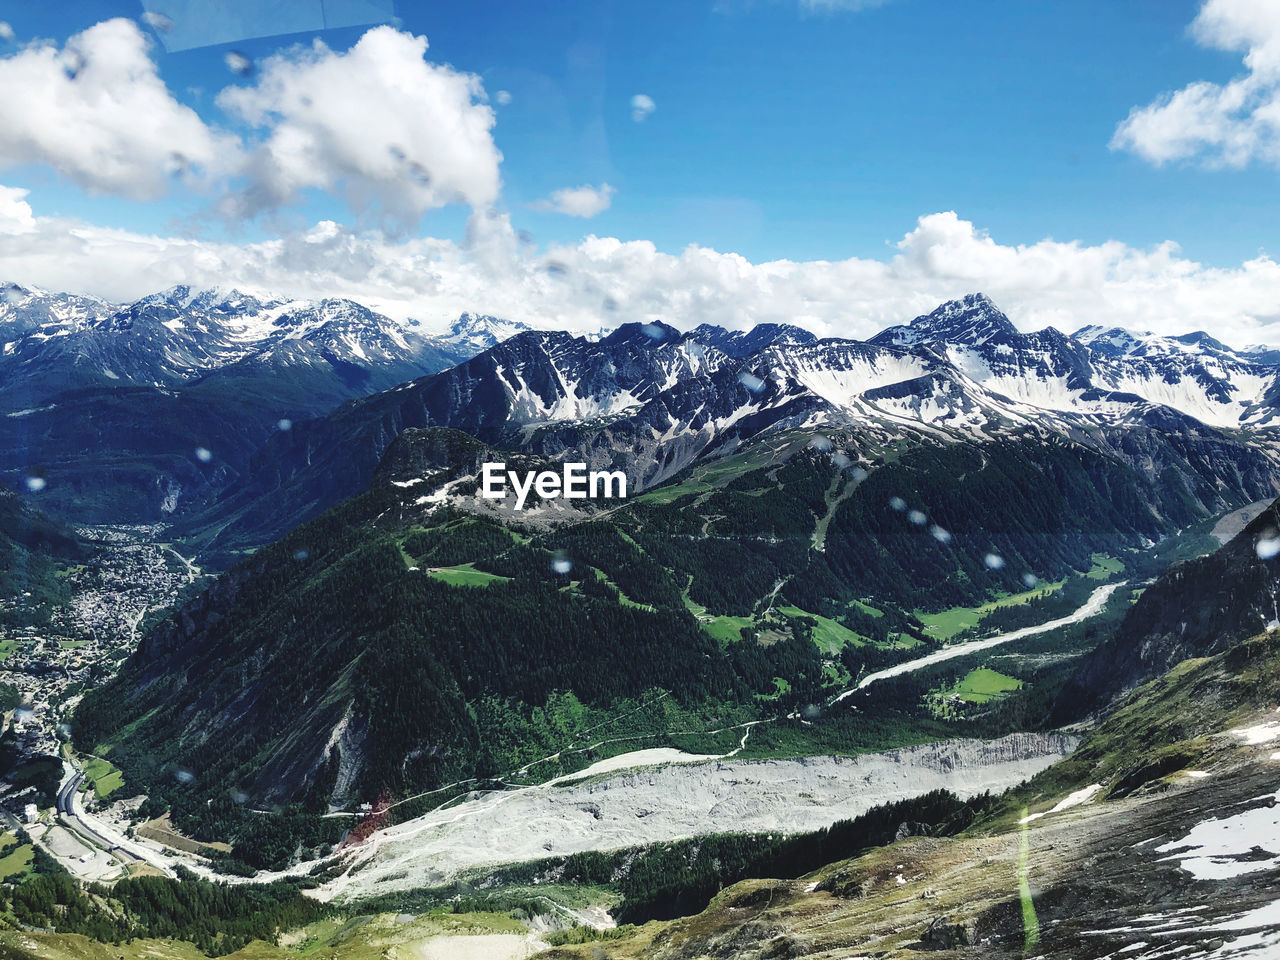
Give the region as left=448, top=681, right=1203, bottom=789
left=81, top=756, right=125, bottom=799
left=778, top=605, right=866, bottom=654
left=852, top=599, right=885, bottom=618
left=951, top=667, right=1023, bottom=702
left=0, top=831, right=34, bottom=880
left=425, top=563, right=510, bottom=587
left=0, top=638, right=16, bottom=661
left=701, top=615, right=755, bottom=644
left=918, top=555, right=1125, bottom=641
left=1086, top=554, right=1125, bottom=579
left=916, top=580, right=1069, bottom=641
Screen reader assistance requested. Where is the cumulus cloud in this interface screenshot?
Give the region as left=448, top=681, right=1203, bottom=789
left=0, top=18, right=239, bottom=199
left=0, top=185, right=35, bottom=234
left=216, top=26, right=501, bottom=225
left=1113, top=0, right=1280, bottom=167
left=5, top=200, right=1280, bottom=347
left=0, top=22, right=14, bottom=42
left=630, top=93, right=655, bottom=122
left=531, top=183, right=615, bottom=218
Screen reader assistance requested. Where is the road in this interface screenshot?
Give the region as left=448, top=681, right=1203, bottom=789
left=53, top=762, right=176, bottom=878
left=832, top=580, right=1126, bottom=703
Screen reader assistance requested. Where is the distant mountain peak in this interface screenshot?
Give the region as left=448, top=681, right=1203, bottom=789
left=690, top=321, right=818, bottom=357
left=869, top=292, right=1017, bottom=348
left=602, top=320, right=683, bottom=346
left=910, top=293, right=1017, bottom=344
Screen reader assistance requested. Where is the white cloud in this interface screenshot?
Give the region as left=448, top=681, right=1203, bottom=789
left=216, top=26, right=502, bottom=225
left=630, top=93, right=656, bottom=122
left=5, top=200, right=1280, bottom=347
left=1113, top=0, right=1280, bottom=167
left=0, top=22, right=14, bottom=42
left=0, top=185, right=35, bottom=234
left=495, top=89, right=512, bottom=105
left=0, top=18, right=239, bottom=199
left=531, top=183, right=615, bottom=218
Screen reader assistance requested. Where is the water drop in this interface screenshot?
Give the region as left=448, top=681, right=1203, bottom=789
left=195, top=447, right=212, bottom=462
left=551, top=550, right=572, bottom=575
left=25, top=476, right=46, bottom=493
left=889, top=496, right=907, bottom=512
left=224, top=51, right=253, bottom=76
left=984, top=553, right=1005, bottom=570
left=908, top=510, right=927, bottom=526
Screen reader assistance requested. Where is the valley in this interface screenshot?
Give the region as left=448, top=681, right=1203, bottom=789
left=4, top=287, right=1280, bottom=959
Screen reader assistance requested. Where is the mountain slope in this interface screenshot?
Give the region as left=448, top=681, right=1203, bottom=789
left=1052, top=496, right=1280, bottom=721
left=75, top=415, right=1249, bottom=851
left=182, top=297, right=1280, bottom=560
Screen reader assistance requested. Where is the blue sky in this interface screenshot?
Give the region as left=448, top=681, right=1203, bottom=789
left=1, top=0, right=1280, bottom=344
left=0, top=0, right=1270, bottom=264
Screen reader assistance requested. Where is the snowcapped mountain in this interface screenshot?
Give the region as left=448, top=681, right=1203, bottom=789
left=867, top=293, right=1280, bottom=430
left=188, top=296, right=1280, bottom=554
left=434, top=313, right=532, bottom=364
left=688, top=321, right=817, bottom=357
left=0, top=284, right=529, bottom=412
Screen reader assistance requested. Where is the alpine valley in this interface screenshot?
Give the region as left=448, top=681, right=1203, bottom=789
left=3, top=287, right=1280, bottom=960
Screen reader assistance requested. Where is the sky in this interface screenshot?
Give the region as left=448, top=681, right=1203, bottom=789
left=1, top=0, right=1280, bottom=344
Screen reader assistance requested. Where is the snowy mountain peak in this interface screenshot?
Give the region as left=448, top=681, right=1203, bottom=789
left=869, top=292, right=1017, bottom=348
left=909, top=292, right=1018, bottom=345
left=1072, top=325, right=1150, bottom=357
left=690, top=322, right=818, bottom=357
left=444, top=313, right=528, bottom=348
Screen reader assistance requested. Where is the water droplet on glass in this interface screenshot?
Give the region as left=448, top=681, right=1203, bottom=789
left=641, top=323, right=668, bottom=342
left=224, top=51, right=253, bottom=76
left=25, top=476, right=46, bottom=492
left=889, top=496, right=907, bottom=512
left=293, top=549, right=309, bottom=562
left=832, top=452, right=852, bottom=470
left=277, top=418, right=292, bottom=431
left=1257, top=531, right=1280, bottom=560
left=802, top=703, right=821, bottom=719
left=495, top=89, right=512, bottom=106
left=984, top=553, right=1005, bottom=570
left=908, top=510, right=927, bottom=526
left=141, top=10, right=173, bottom=32
left=544, top=260, right=569, bottom=277
left=232, top=790, right=249, bottom=805
left=809, top=435, right=832, bottom=452
left=551, top=550, right=572, bottom=575
left=1021, top=572, right=1038, bottom=588
left=850, top=466, right=868, bottom=482
left=174, top=768, right=195, bottom=784
left=930, top=525, right=951, bottom=544
left=738, top=371, right=765, bottom=394
left=195, top=447, right=213, bottom=462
